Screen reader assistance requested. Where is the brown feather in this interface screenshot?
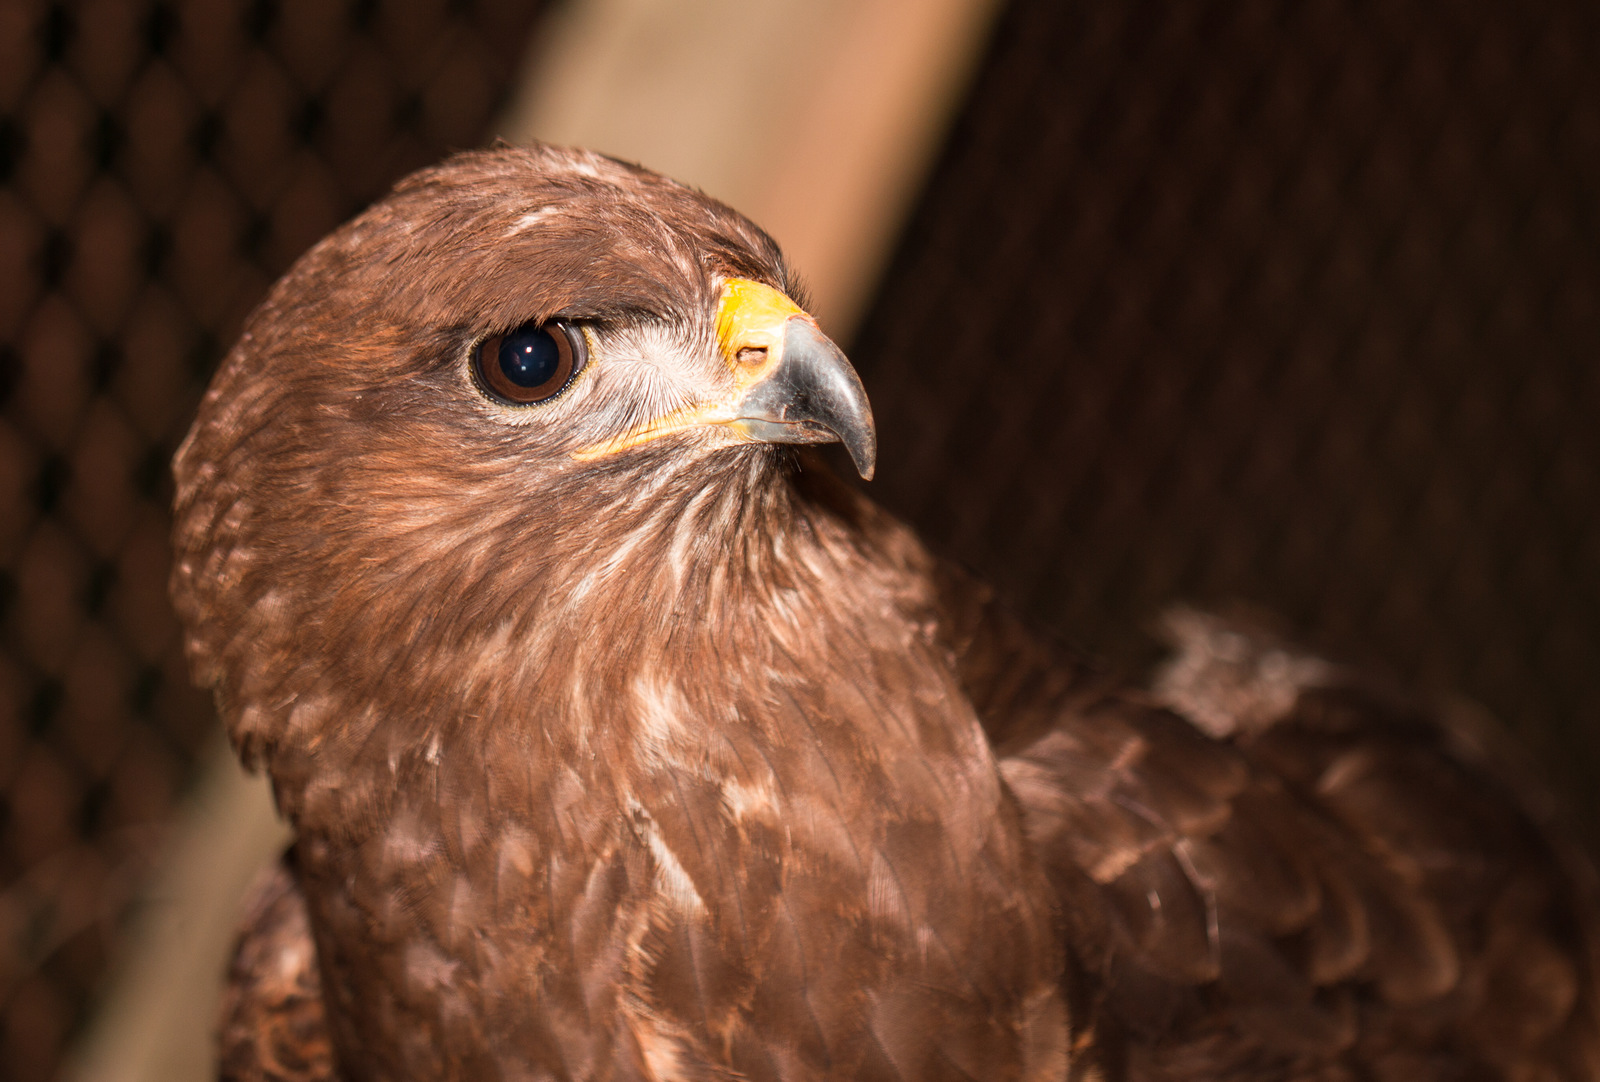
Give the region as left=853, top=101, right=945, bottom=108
left=219, top=858, right=336, bottom=1082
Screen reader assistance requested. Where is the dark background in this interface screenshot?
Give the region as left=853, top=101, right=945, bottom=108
left=3, top=1, right=1599, bottom=1078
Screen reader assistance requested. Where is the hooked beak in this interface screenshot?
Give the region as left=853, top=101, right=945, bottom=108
left=724, top=286, right=877, bottom=479
left=572, top=278, right=877, bottom=479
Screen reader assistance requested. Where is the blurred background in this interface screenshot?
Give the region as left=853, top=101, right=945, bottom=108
left=1, top=0, right=1598, bottom=1078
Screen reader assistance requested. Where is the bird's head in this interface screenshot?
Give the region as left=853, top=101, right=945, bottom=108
left=170, top=145, right=877, bottom=778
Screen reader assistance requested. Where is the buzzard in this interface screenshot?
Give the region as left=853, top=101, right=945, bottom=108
left=171, top=145, right=1600, bottom=1081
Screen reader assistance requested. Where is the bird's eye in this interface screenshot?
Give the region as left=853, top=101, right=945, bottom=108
left=473, top=320, right=587, bottom=405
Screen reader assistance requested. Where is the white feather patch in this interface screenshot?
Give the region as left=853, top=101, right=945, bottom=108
left=625, top=799, right=706, bottom=915
left=503, top=206, right=563, bottom=235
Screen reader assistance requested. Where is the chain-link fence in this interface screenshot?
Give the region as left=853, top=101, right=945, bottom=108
left=6, top=0, right=1600, bottom=1079
left=854, top=0, right=1600, bottom=844
left=0, top=3, right=544, bottom=1077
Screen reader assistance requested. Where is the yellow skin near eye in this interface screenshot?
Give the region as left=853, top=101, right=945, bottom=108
left=572, top=278, right=810, bottom=461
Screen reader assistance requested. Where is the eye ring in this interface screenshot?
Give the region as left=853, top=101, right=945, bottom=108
left=473, top=320, right=587, bottom=405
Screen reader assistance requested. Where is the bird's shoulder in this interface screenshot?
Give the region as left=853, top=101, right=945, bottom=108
left=933, top=570, right=1600, bottom=1080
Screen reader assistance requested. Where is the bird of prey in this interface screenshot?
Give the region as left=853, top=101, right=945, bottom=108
left=171, top=144, right=1600, bottom=1081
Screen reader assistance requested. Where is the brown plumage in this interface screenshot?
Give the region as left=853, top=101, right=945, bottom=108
left=172, top=144, right=1600, bottom=1081
left=219, top=860, right=334, bottom=1082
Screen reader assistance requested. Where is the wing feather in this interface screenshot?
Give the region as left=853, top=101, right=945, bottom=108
left=933, top=569, right=1600, bottom=1080
left=218, top=857, right=340, bottom=1082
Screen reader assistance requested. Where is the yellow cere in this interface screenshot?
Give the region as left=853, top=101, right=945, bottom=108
left=571, top=278, right=811, bottom=462
left=716, top=278, right=804, bottom=361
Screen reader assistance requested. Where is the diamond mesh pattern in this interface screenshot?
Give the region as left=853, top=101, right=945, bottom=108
left=7, top=0, right=1600, bottom=1076
left=852, top=0, right=1600, bottom=839
left=0, top=3, right=543, bottom=1077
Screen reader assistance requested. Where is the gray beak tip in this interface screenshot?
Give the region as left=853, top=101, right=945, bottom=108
left=847, top=433, right=877, bottom=481
left=737, top=318, right=878, bottom=481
